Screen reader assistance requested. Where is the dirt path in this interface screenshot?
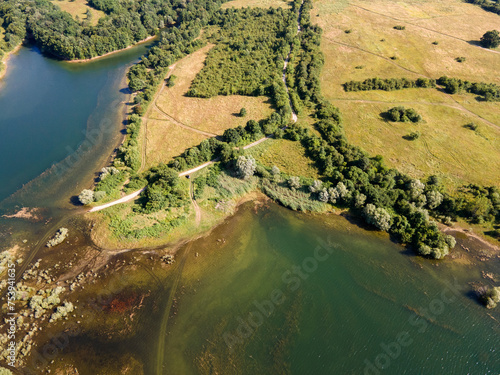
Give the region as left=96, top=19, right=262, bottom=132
left=152, top=101, right=217, bottom=137
left=330, top=98, right=500, bottom=130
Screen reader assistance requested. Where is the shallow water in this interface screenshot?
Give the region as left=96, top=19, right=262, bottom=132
left=150, top=202, right=499, bottom=375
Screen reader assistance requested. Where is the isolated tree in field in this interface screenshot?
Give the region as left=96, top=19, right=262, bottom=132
left=239, top=107, right=247, bottom=117
left=480, top=30, right=500, bottom=49
left=236, top=155, right=256, bottom=179
left=78, top=189, right=94, bottom=205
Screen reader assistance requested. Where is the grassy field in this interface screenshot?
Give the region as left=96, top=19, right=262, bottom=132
left=51, top=0, right=104, bottom=26
left=145, top=44, right=274, bottom=166
left=313, top=0, right=500, bottom=189
left=222, top=0, right=291, bottom=9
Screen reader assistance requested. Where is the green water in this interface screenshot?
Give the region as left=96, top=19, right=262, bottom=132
left=151, top=203, right=499, bottom=375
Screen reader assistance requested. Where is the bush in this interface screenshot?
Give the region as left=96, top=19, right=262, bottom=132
left=455, top=56, right=466, bottom=63
left=393, top=25, right=405, bottom=30
left=363, top=204, right=392, bottom=231
left=386, top=106, right=422, bottom=123
left=167, top=75, right=176, bottom=87
left=239, top=107, right=247, bottom=117
left=46, top=228, right=69, bottom=248
left=236, top=155, right=256, bottom=179
left=403, top=131, right=420, bottom=140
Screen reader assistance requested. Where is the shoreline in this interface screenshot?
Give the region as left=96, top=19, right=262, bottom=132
left=66, top=35, right=157, bottom=64
left=0, top=44, right=23, bottom=82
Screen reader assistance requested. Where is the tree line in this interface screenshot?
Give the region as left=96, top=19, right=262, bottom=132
left=343, top=78, right=436, bottom=92
left=343, top=76, right=500, bottom=101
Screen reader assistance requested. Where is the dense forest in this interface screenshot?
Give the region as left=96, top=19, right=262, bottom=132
left=186, top=7, right=295, bottom=97
left=0, top=0, right=224, bottom=61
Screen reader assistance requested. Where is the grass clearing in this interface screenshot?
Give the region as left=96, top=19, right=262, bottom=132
left=144, top=118, right=208, bottom=169
left=154, top=44, right=274, bottom=136
left=51, top=0, right=104, bottom=26
left=222, top=0, right=291, bottom=9
left=314, top=0, right=500, bottom=188
left=255, top=139, right=321, bottom=179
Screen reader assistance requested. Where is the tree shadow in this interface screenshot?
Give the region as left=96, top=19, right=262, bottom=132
left=464, top=289, right=485, bottom=307
left=69, top=195, right=82, bottom=206
left=379, top=111, right=393, bottom=122
left=466, top=40, right=482, bottom=48
left=120, top=87, right=131, bottom=95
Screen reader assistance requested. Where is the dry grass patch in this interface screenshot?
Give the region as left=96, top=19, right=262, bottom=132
left=222, top=0, right=291, bottom=9
left=144, top=118, right=208, bottom=169
left=314, top=0, right=500, bottom=188
left=314, top=0, right=500, bottom=96
left=51, top=0, right=104, bottom=26
left=155, top=45, right=274, bottom=136
left=334, top=100, right=500, bottom=189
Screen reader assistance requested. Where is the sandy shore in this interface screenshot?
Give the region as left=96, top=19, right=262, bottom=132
left=66, top=35, right=157, bottom=64
left=0, top=44, right=22, bottom=82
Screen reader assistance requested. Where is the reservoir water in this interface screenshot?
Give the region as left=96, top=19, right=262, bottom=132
left=0, top=44, right=498, bottom=374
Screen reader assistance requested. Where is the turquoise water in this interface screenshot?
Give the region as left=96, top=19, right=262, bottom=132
left=0, top=43, right=151, bottom=208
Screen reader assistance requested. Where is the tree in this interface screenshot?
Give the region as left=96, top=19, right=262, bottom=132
left=481, top=286, right=500, bottom=309
left=363, top=204, right=392, bottom=231
left=239, top=107, right=247, bottom=117
left=223, top=128, right=241, bottom=144
left=426, top=190, right=443, bottom=209
left=236, top=155, right=256, bottom=179
left=480, top=30, right=500, bottom=49
left=78, top=189, right=94, bottom=205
